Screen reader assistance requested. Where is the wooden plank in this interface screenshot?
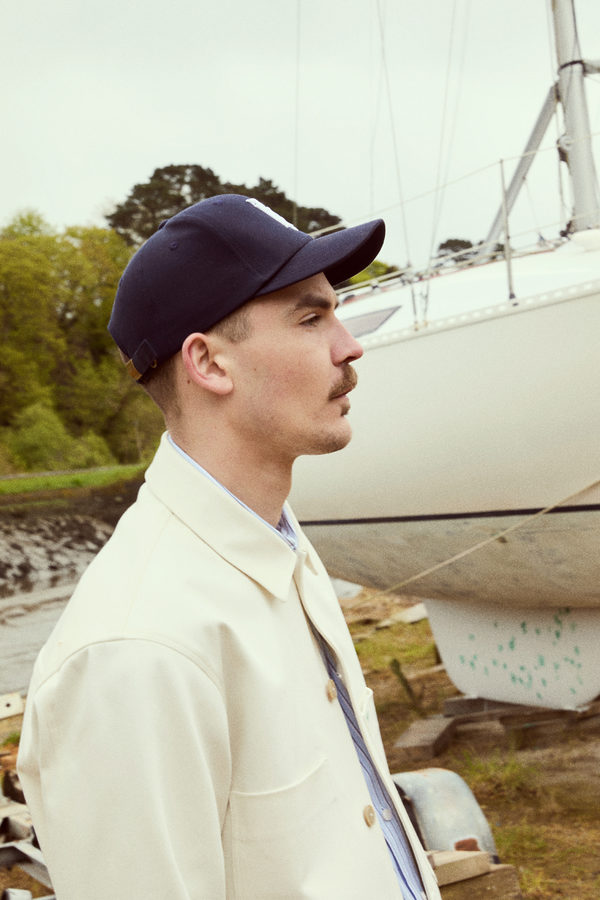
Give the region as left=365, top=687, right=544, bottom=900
left=444, top=695, right=600, bottom=724
left=393, top=716, right=456, bottom=760
left=443, top=696, right=538, bottom=717
left=440, top=863, right=523, bottom=899
left=428, top=850, right=490, bottom=886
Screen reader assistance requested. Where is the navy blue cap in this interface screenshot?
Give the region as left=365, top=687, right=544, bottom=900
left=108, top=194, right=385, bottom=380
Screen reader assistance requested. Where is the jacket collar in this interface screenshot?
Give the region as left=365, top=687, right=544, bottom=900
left=144, top=434, right=300, bottom=600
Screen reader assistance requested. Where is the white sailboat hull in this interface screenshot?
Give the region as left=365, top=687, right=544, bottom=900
left=289, top=245, right=600, bottom=708
left=298, top=504, right=600, bottom=609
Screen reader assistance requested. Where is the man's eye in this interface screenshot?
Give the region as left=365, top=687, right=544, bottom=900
left=300, top=315, right=320, bottom=326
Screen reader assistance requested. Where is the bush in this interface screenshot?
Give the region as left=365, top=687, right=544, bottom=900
left=66, top=430, right=117, bottom=469
left=0, top=440, right=17, bottom=475
left=6, top=402, right=115, bottom=471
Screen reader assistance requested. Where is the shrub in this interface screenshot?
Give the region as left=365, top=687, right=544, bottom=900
left=6, top=402, right=114, bottom=471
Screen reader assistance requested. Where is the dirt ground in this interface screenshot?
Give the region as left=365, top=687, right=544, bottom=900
left=341, top=587, right=600, bottom=899
left=1, top=497, right=599, bottom=898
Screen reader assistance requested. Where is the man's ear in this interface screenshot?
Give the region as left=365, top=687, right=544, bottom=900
left=181, top=333, right=233, bottom=396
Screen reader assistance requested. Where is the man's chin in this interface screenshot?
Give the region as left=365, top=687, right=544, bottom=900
left=303, top=424, right=353, bottom=457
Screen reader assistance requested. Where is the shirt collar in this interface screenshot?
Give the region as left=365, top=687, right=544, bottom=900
left=144, top=434, right=300, bottom=599
left=167, top=434, right=298, bottom=551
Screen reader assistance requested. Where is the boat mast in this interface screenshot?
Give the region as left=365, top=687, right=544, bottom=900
left=553, top=0, right=600, bottom=230
left=481, top=0, right=600, bottom=255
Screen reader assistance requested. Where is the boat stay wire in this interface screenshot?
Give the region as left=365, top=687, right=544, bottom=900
left=426, top=0, right=471, bottom=272
left=311, top=128, right=600, bottom=280
left=375, top=0, right=412, bottom=268
left=292, top=0, right=302, bottom=228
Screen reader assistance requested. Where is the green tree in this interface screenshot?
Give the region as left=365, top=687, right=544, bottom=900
left=348, top=259, right=399, bottom=285
left=436, top=238, right=475, bottom=262
left=105, top=164, right=342, bottom=245
left=2, top=209, right=53, bottom=239
left=49, top=227, right=136, bottom=438
left=104, top=384, right=164, bottom=464
left=0, top=213, right=162, bottom=470
left=5, top=401, right=115, bottom=471
left=0, top=440, right=17, bottom=475
left=0, top=228, right=67, bottom=425
left=0, top=217, right=133, bottom=431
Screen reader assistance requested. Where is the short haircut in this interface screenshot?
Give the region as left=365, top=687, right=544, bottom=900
left=142, top=303, right=252, bottom=418
left=208, top=303, right=252, bottom=343
left=141, top=352, right=180, bottom=418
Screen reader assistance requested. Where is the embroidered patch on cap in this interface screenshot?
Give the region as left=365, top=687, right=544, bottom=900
left=245, top=197, right=298, bottom=231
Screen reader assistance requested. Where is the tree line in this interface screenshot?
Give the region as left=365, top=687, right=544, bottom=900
left=0, top=210, right=164, bottom=474
left=1, top=165, right=387, bottom=474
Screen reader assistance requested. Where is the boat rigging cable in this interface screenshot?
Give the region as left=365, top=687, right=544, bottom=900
left=421, top=0, right=471, bottom=322
left=292, top=0, right=301, bottom=227
left=346, top=476, right=600, bottom=608
left=374, top=0, right=412, bottom=268
left=426, top=0, right=470, bottom=269
left=374, top=0, right=421, bottom=324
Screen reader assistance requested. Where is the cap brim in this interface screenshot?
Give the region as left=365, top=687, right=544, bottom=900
left=254, top=218, right=385, bottom=297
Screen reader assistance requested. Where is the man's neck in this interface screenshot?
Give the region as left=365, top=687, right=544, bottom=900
left=168, top=428, right=293, bottom=528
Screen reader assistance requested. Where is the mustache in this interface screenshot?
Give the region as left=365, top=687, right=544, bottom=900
left=329, top=367, right=358, bottom=400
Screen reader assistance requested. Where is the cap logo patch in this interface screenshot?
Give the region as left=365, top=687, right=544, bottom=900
left=245, top=198, right=298, bottom=231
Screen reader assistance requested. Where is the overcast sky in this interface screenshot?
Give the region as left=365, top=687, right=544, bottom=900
left=3, top=0, right=600, bottom=267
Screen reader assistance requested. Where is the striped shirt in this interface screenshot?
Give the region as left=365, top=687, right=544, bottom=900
left=316, top=634, right=426, bottom=900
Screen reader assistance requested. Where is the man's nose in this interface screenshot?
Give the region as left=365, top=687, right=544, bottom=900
left=334, top=321, right=364, bottom=364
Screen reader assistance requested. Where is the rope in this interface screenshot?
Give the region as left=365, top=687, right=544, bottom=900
left=345, top=476, right=600, bottom=609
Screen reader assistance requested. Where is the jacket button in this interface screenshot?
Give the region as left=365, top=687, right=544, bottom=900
left=363, top=804, right=376, bottom=827
left=326, top=679, right=337, bottom=701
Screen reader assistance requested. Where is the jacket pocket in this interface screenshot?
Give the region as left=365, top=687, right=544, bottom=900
left=230, top=757, right=337, bottom=897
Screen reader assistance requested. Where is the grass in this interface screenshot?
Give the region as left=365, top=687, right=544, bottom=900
left=353, top=619, right=437, bottom=670
left=494, top=822, right=600, bottom=899
left=453, top=754, right=600, bottom=898
left=494, top=823, right=549, bottom=858
left=352, top=616, right=600, bottom=899
left=352, top=616, right=457, bottom=733
left=449, top=749, right=542, bottom=802
left=0, top=464, right=145, bottom=496
left=1, top=731, right=20, bottom=747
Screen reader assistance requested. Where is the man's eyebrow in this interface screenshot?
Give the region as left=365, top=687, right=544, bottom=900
left=289, top=293, right=340, bottom=313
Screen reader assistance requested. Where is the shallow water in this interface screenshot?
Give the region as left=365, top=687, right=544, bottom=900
left=0, top=587, right=73, bottom=693
left=0, top=514, right=113, bottom=693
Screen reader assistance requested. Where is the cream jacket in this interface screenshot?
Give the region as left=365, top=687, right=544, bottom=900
left=19, top=434, right=440, bottom=899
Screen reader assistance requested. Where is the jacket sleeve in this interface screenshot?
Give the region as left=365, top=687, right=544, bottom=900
left=18, top=639, right=231, bottom=900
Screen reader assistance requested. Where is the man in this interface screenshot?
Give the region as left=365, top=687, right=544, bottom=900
left=18, top=196, right=440, bottom=899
